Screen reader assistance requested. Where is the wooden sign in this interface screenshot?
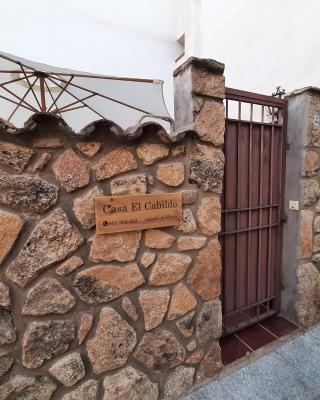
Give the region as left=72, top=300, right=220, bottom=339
left=95, top=192, right=182, bottom=234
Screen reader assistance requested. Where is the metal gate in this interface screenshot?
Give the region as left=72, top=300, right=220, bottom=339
left=220, top=87, right=287, bottom=335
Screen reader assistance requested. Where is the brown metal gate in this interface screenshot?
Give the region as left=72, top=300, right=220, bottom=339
left=221, top=87, right=287, bottom=335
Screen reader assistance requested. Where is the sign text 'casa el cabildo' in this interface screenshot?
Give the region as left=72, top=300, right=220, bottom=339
left=95, top=192, right=182, bottom=234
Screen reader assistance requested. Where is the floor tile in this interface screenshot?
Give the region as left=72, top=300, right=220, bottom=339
left=218, top=351, right=319, bottom=400
left=224, top=311, right=249, bottom=332
left=220, top=334, right=252, bottom=365
left=235, top=323, right=277, bottom=350
left=184, top=325, right=320, bottom=400
left=186, top=324, right=320, bottom=400
left=245, top=304, right=268, bottom=318
left=308, top=324, right=320, bottom=341
left=275, top=333, right=320, bottom=390
left=259, top=315, right=298, bottom=338
left=185, top=381, right=236, bottom=400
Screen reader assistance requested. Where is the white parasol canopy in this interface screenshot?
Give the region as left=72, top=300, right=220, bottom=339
left=0, top=51, right=172, bottom=132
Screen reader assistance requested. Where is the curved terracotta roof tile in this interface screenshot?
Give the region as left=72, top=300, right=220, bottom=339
left=0, top=112, right=195, bottom=143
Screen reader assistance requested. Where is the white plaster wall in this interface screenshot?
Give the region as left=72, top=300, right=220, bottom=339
left=180, top=0, right=320, bottom=96
left=2, top=0, right=320, bottom=116
left=1, top=0, right=180, bottom=113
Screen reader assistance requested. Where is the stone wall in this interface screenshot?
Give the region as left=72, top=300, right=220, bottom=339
left=0, top=58, right=225, bottom=399
left=284, top=88, right=320, bottom=327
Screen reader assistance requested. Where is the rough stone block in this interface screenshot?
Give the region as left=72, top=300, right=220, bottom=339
left=89, top=231, right=141, bottom=262
left=303, top=150, right=320, bottom=177
left=134, top=329, right=186, bottom=373
left=197, top=196, right=221, bottom=235
left=0, top=375, right=57, bottom=400
left=76, top=141, right=102, bottom=158
left=139, top=288, right=170, bottom=330
left=73, top=264, right=144, bottom=304
left=163, top=365, right=195, bottom=400
left=110, top=173, right=147, bottom=195
left=167, top=283, right=197, bottom=320
left=306, top=94, right=320, bottom=147
left=103, top=366, right=158, bottom=400
left=121, top=297, right=139, bottom=321
left=30, top=152, right=52, bottom=172
left=171, top=144, right=186, bottom=157
left=196, top=341, right=222, bottom=382
left=0, top=281, right=10, bottom=307
left=0, top=308, right=16, bottom=346
left=296, top=263, right=320, bottom=327
left=186, top=340, right=197, bottom=352
left=149, top=253, right=192, bottom=285
left=181, top=189, right=198, bottom=205
left=56, top=256, right=84, bottom=276
left=175, top=311, right=195, bottom=337
left=188, top=239, right=221, bottom=300
left=136, top=143, right=169, bottom=165
left=314, top=215, right=320, bottom=233
left=156, top=162, right=185, bottom=187
left=196, top=300, right=222, bottom=345
left=0, top=210, right=24, bottom=264
left=22, top=278, right=76, bottom=316
left=300, top=210, right=313, bottom=258
left=145, top=229, right=175, bottom=249
left=95, top=148, right=137, bottom=180
left=140, top=252, right=156, bottom=268
left=177, top=236, right=207, bottom=251
left=7, top=208, right=84, bottom=287
left=0, top=352, right=13, bottom=377
left=0, top=141, right=33, bottom=171
left=195, top=100, right=225, bottom=146
left=0, top=172, right=58, bottom=214
left=86, top=307, right=137, bottom=373
left=49, top=352, right=85, bottom=387
left=302, top=179, right=320, bottom=206
left=33, top=137, right=63, bottom=149
left=61, top=380, right=98, bottom=400
left=191, top=66, right=225, bottom=98
left=185, top=349, right=205, bottom=365
left=175, top=208, right=197, bottom=233
left=78, top=312, right=94, bottom=344
left=189, top=143, right=224, bottom=193
left=73, top=186, right=104, bottom=230
left=22, top=320, right=75, bottom=368
left=52, top=149, right=90, bottom=192
left=313, top=234, right=320, bottom=253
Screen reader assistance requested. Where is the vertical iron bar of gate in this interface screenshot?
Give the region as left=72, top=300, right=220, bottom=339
left=222, top=97, right=229, bottom=329
left=236, top=101, right=241, bottom=312
left=246, top=103, right=253, bottom=324
left=267, top=108, right=275, bottom=312
left=257, top=105, right=264, bottom=317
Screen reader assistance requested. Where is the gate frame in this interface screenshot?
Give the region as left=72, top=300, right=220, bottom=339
left=221, top=86, right=288, bottom=335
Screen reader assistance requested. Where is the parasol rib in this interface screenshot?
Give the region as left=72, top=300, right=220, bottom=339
left=8, top=76, right=39, bottom=121
left=20, top=64, right=42, bottom=110
left=46, top=76, right=105, bottom=119
left=47, top=76, right=73, bottom=112
left=49, top=74, right=152, bottom=115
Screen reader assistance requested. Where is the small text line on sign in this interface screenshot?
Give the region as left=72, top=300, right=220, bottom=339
left=95, top=192, right=182, bottom=234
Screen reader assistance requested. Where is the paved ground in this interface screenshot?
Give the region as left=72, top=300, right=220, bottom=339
left=185, top=324, right=320, bottom=400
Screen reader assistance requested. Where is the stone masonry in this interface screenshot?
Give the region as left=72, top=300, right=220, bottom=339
left=285, top=88, right=320, bottom=328
left=0, top=58, right=225, bottom=399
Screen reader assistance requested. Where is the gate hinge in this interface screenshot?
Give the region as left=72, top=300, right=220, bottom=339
left=286, top=142, right=290, bottom=150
